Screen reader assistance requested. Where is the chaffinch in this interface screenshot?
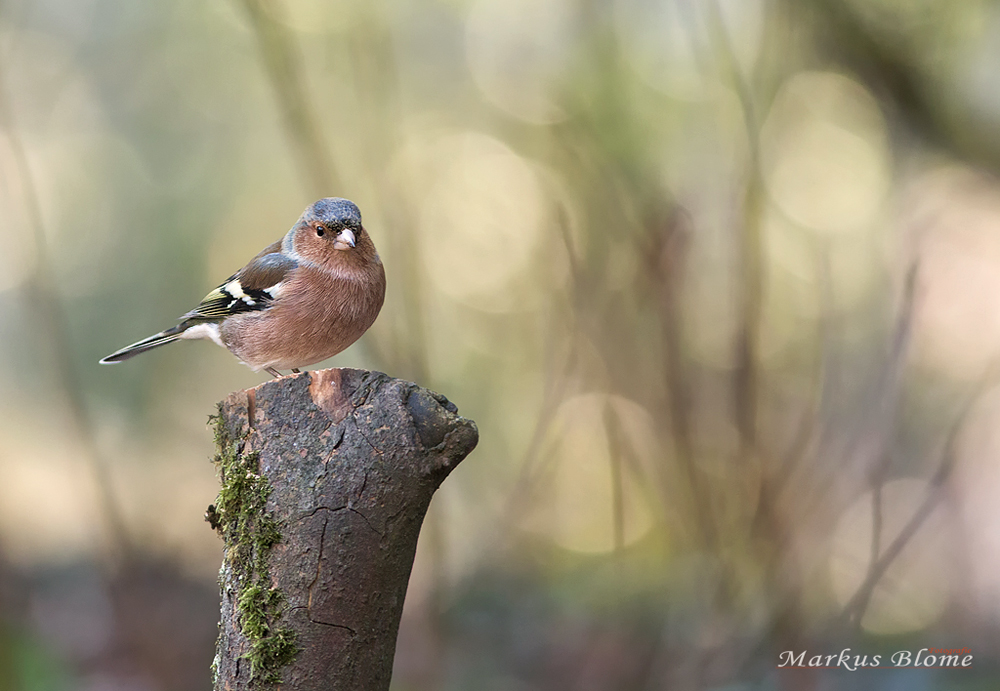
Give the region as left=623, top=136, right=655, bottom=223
left=100, top=197, right=386, bottom=378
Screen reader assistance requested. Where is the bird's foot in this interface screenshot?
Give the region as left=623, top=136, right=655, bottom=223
left=291, top=368, right=301, bottom=373
left=264, top=366, right=282, bottom=378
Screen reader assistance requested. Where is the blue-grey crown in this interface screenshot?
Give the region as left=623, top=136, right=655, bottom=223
left=305, top=197, right=362, bottom=229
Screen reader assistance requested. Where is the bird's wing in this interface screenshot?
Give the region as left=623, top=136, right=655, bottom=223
left=181, top=247, right=297, bottom=321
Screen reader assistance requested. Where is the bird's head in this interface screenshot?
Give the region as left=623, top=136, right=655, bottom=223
left=287, top=197, right=380, bottom=270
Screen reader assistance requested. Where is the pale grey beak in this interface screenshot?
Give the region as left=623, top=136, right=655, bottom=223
left=335, top=228, right=356, bottom=249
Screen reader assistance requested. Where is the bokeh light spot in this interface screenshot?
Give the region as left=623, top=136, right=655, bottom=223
left=908, top=166, right=1000, bottom=380
left=0, top=136, right=37, bottom=293
left=418, top=132, right=547, bottom=312
left=465, top=0, right=573, bottom=124
left=615, top=0, right=763, bottom=100
left=522, top=394, right=659, bottom=554
left=262, top=0, right=362, bottom=34
left=762, top=72, right=890, bottom=235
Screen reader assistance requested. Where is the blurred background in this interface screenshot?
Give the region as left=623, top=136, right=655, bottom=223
left=1, top=0, right=1000, bottom=688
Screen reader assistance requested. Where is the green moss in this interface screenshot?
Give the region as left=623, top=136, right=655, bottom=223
left=211, top=411, right=299, bottom=684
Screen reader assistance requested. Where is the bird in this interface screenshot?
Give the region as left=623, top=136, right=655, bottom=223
left=100, top=197, right=386, bottom=378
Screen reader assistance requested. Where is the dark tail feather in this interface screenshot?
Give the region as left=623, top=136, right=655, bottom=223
left=99, top=325, right=185, bottom=364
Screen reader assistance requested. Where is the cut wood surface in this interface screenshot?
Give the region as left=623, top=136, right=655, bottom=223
left=211, top=368, right=478, bottom=690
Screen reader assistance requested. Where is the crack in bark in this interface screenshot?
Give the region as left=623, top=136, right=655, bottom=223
left=300, top=510, right=358, bottom=637
left=316, top=420, right=346, bottom=460
left=301, top=504, right=348, bottom=520
left=288, top=606, right=357, bottom=636
left=246, top=389, right=257, bottom=429
left=348, top=507, right=383, bottom=537
left=351, top=415, right=384, bottom=456
left=300, top=511, right=357, bottom=636
left=306, top=513, right=329, bottom=613
left=357, top=470, right=368, bottom=503
left=382, top=504, right=411, bottom=538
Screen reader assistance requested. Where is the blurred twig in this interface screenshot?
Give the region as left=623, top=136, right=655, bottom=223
left=646, top=207, right=718, bottom=550
left=737, top=262, right=920, bottom=675
left=862, top=472, right=884, bottom=631
left=0, top=37, right=133, bottom=562
left=238, top=0, right=340, bottom=197
left=489, top=200, right=601, bottom=547
left=342, top=7, right=430, bottom=383
left=854, top=267, right=918, bottom=629
left=604, top=401, right=627, bottom=555
left=835, top=375, right=991, bottom=629
left=706, top=0, right=764, bottom=463
left=772, top=239, right=832, bottom=492
left=808, top=264, right=918, bottom=512
left=707, top=0, right=802, bottom=650
left=486, top=356, right=571, bottom=537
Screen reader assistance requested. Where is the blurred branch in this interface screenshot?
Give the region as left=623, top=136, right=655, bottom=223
left=835, top=378, right=985, bottom=629
left=450, top=322, right=577, bottom=609
left=340, top=10, right=431, bottom=383
left=492, top=392, right=561, bottom=526
left=803, top=264, right=918, bottom=515
left=0, top=41, right=133, bottom=561
left=238, top=0, right=341, bottom=196
left=604, top=401, right=627, bottom=556
left=737, top=262, right=920, bottom=672
left=853, top=269, right=918, bottom=628
left=477, top=204, right=603, bottom=561
left=491, top=199, right=602, bottom=540
left=646, top=207, right=718, bottom=550
left=706, top=0, right=763, bottom=461
left=378, top=202, right=430, bottom=384
left=705, top=3, right=812, bottom=658
left=772, top=240, right=832, bottom=492
left=862, top=473, right=884, bottom=631
left=490, top=320, right=578, bottom=547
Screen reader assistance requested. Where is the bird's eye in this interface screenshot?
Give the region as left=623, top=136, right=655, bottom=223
left=316, top=225, right=325, bottom=237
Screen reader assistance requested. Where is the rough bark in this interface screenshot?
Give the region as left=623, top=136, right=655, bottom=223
left=210, top=368, right=478, bottom=690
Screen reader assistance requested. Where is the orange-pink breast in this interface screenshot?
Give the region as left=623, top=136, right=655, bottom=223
left=219, top=262, right=385, bottom=371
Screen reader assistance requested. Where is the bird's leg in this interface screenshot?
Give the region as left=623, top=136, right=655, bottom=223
left=265, top=366, right=282, bottom=378
left=291, top=368, right=301, bottom=374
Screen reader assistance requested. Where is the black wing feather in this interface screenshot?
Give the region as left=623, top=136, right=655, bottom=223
left=182, top=251, right=297, bottom=322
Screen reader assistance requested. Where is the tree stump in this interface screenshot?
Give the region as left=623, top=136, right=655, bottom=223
left=209, top=368, right=478, bottom=690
